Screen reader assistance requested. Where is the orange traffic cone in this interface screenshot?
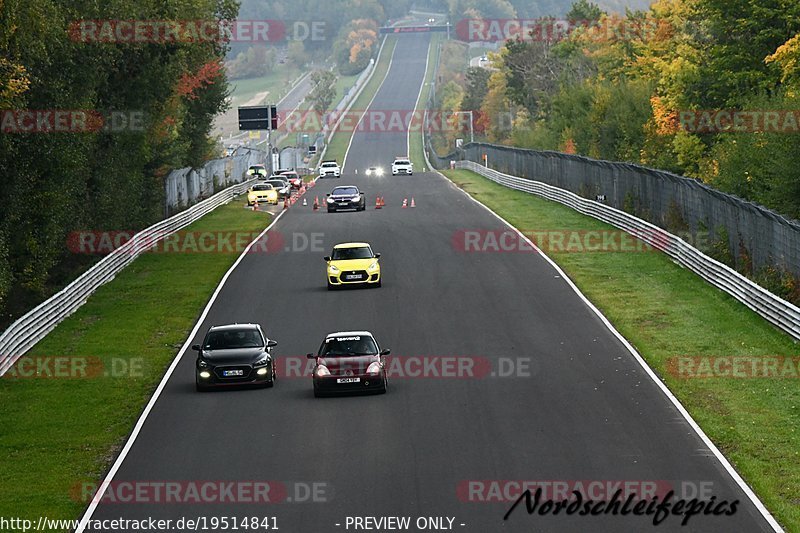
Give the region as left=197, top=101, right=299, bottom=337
left=401, top=198, right=408, bottom=208
left=380, top=196, right=386, bottom=207
left=283, top=196, right=289, bottom=209
left=410, top=197, right=416, bottom=208
left=253, top=199, right=259, bottom=211
left=313, top=196, right=319, bottom=210
left=375, top=196, right=382, bottom=209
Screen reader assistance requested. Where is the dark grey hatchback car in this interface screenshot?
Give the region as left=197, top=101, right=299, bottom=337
left=193, top=324, right=277, bottom=391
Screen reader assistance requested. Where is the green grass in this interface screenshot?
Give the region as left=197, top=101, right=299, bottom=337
left=443, top=169, right=800, bottom=531
left=324, top=37, right=398, bottom=165
left=0, top=200, right=272, bottom=528
left=229, top=63, right=302, bottom=105
left=410, top=34, right=441, bottom=171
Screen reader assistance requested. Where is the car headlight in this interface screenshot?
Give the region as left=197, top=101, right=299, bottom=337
left=366, top=362, right=382, bottom=375
left=368, top=261, right=379, bottom=270
left=254, top=355, right=270, bottom=366
left=315, top=365, right=331, bottom=377
left=198, top=359, right=210, bottom=369
left=328, top=264, right=339, bottom=273
left=199, top=371, right=211, bottom=379
left=376, top=168, right=384, bottom=176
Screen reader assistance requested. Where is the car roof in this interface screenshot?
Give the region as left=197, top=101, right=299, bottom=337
left=209, top=323, right=260, bottom=332
left=326, top=331, right=374, bottom=339
left=333, top=242, right=371, bottom=249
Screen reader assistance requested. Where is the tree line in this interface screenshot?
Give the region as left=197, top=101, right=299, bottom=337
left=0, top=0, right=237, bottom=326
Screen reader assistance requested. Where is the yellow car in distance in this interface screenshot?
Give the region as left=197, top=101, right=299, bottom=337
left=325, top=242, right=381, bottom=289
left=247, top=183, right=278, bottom=206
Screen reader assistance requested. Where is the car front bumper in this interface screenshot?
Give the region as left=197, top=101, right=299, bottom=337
left=328, top=270, right=380, bottom=286
left=196, top=363, right=272, bottom=389
left=313, top=374, right=386, bottom=395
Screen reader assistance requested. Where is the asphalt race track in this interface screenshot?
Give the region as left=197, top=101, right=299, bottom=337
left=85, top=33, right=775, bottom=532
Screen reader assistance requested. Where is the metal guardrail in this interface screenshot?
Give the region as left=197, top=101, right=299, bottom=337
left=0, top=177, right=260, bottom=376
left=455, top=160, right=800, bottom=341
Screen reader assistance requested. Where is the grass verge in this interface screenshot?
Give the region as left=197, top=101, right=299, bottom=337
left=410, top=34, right=440, bottom=170
left=443, top=168, right=800, bottom=530
left=0, top=200, right=272, bottom=527
left=229, top=64, right=302, bottom=105
left=324, top=37, right=398, bottom=165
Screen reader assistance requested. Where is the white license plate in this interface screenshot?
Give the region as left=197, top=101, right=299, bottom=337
left=345, top=275, right=362, bottom=280
left=223, top=370, right=244, bottom=377
left=337, top=377, right=360, bottom=383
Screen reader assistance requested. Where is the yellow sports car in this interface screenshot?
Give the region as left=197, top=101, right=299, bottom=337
left=325, top=242, right=381, bottom=289
left=247, top=183, right=278, bottom=205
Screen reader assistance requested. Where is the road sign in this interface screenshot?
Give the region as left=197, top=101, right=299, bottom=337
left=238, top=105, right=278, bottom=131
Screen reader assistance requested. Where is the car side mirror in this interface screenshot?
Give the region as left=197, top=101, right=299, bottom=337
left=192, top=344, right=201, bottom=351
left=267, top=340, right=278, bottom=348
left=326, top=193, right=331, bottom=196
left=380, top=349, right=391, bottom=356
left=323, top=256, right=331, bottom=261
left=374, top=253, right=381, bottom=258
left=306, top=353, right=316, bottom=359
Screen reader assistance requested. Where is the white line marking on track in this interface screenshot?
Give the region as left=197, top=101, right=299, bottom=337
left=432, top=167, right=783, bottom=532
left=74, top=208, right=288, bottom=533
left=342, top=41, right=398, bottom=172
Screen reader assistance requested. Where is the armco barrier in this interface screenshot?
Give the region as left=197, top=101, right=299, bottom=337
left=452, top=160, right=800, bottom=341
left=0, top=177, right=260, bottom=376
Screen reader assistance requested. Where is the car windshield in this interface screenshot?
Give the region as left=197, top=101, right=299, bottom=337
left=204, top=329, right=264, bottom=350
left=395, top=160, right=410, bottom=165
left=332, top=246, right=373, bottom=260
left=322, top=163, right=337, bottom=167
left=253, top=184, right=273, bottom=191
left=267, top=181, right=285, bottom=188
left=320, top=336, right=378, bottom=357
left=332, top=187, right=358, bottom=196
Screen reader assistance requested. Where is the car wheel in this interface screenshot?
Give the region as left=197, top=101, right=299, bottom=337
left=376, top=278, right=382, bottom=288
left=327, top=282, right=334, bottom=291
left=377, top=379, right=387, bottom=395
left=328, top=208, right=335, bottom=213
left=196, top=382, right=209, bottom=392
left=313, top=388, right=323, bottom=398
